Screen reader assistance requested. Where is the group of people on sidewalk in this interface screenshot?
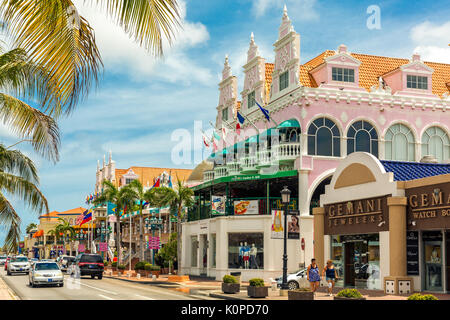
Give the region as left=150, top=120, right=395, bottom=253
left=307, top=258, right=338, bottom=297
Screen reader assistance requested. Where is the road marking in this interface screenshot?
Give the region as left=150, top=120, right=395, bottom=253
left=98, top=294, right=114, bottom=300
left=79, top=282, right=119, bottom=295
left=135, top=294, right=155, bottom=300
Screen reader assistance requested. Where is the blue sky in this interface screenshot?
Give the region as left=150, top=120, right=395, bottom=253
left=1, top=0, right=449, bottom=243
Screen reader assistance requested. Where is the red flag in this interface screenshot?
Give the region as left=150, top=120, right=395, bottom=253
left=236, top=123, right=241, bottom=135
left=203, top=135, right=210, bottom=147
left=213, top=139, right=218, bottom=152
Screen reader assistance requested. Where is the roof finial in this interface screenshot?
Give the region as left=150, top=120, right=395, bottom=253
left=283, top=4, right=288, bottom=17
left=108, top=149, right=112, bottom=163
left=250, top=32, right=254, bottom=43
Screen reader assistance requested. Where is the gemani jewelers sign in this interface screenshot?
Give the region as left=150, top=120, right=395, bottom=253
left=324, top=195, right=389, bottom=235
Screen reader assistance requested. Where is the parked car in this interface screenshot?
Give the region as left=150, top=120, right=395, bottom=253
left=29, top=262, right=64, bottom=287
left=0, top=255, right=6, bottom=265
left=7, top=256, right=30, bottom=275
left=57, top=256, right=76, bottom=272
left=69, top=254, right=104, bottom=279
left=275, top=268, right=308, bottom=290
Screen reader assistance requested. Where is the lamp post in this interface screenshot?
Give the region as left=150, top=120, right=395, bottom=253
left=280, top=186, right=291, bottom=291
left=146, top=213, right=163, bottom=265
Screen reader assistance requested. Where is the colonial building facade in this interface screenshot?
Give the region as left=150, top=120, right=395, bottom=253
left=182, top=7, right=450, bottom=285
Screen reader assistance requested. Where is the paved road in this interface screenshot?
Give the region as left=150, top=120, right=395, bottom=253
left=0, top=269, right=211, bottom=300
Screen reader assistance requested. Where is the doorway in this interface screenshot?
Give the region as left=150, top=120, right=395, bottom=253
left=423, top=231, right=443, bottom=291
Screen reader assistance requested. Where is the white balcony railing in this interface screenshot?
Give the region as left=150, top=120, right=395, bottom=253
left=203, top=170, right=215, bottom=181
left=257, top=149, right=272, bottom=167
left=240, top=155, right=258, bottom=173
left=214, top=165, right=228, bottom=178
left=227, top=160, right=241, bottom=175
left=275, top=142, right=301, bottom=162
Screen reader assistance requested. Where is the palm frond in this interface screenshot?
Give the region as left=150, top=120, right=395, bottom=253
left=90, top=0, right=181, bottom=57
left=0, top=144, right=39, bottom=183
left=0, top=192, right=21, bottom=252
left=0, top=93, right=60, bottom=162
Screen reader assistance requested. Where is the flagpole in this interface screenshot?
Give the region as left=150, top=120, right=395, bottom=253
left=242, top=113, right=260, bottom=132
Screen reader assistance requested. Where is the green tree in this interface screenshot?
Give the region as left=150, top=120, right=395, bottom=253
left=25, top=222, right=37, bottom=235
left=0, top=0, right=181, bottom=116
left=93, top=180, right=134, bottom=265
left=55, top=217, right=75, bottom=254
left=0, top=144, right=48, bottom=252
left=149, top=178, right=193, bottom=273
left=156, top=232, right=177, bottom=272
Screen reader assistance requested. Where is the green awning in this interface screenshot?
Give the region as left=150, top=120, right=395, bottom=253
left=277, top=119, right=301, bottom=129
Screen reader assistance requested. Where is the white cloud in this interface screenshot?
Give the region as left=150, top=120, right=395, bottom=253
left=73, top=0, right=213, bottom=85
left=251, top=0, right=319, bottom=20
left=410, top=21, right=450, bottom=63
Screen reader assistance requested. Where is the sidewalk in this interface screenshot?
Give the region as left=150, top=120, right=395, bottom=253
left=0, top=276, right=19, bottom=300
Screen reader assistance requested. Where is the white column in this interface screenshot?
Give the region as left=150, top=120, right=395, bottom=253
left=298, top=169, right=310, bottom=216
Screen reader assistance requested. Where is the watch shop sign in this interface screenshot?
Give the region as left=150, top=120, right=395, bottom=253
left=406, top=182, right=450, bottom=230
left=324, top=195, right=389, bottom=235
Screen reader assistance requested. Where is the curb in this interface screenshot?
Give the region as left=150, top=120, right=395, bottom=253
left=0, top=275, right=20, bottom=300
left=103, top=275, right=180, bottom=287
left=209, top=291, right=249, bottom=300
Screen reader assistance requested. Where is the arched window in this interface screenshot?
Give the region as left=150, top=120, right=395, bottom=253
left=385, top=124, right=415, bottom=161
left=421, top=126, right=450, bottom=163
left=307, top=117, right=340, bottom=156
left=347, top=120, right=378, bottom=157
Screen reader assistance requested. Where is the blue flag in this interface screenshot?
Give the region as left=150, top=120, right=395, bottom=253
left=255, top=101, right=270, bottom=122
left=237, top=111, right=245, bottom=125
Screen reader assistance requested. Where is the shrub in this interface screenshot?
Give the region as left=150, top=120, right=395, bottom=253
left=134, top=261, right=149, bottom=271
left=111, top=262, right=117, bottom=268
left=163, top=261, right=169, bottom=268
left=144, top=263, right=153, bottom=271
left=408, top=293, right=438, bottom=300
left=151, top=265, right=161, bottom=271
left=249, top=278, right=265, bottom=287
left=336, top=289, right=363, bottom=299
left=118, top=264, right=126, bottom=270
left=103, top=261, right=108, bottom=266
left=222, top=275, right=237, bottom=284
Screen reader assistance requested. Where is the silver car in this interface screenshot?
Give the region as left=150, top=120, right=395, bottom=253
left=275, top=268, right=308, bottom=290
left=7, top=256, right=30, bottom=275
left=29, top=262, right=64, bottom=287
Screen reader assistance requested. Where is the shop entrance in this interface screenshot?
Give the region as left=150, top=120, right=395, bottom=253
left=423, top=231, right=443, bottom=291
left=332, top=234, right=380, bottom=290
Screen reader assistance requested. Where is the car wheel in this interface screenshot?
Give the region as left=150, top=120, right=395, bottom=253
left=31, top=281, right=35, bottom=288
left=7, top=271, right=11, bottom=276
left=288, top=281, right=299, bottom=290
left=59, top=283, right=64, bottom=287
left=98, top=274, right=103, bottom=280
left=91, top=275, right=95, bottom=279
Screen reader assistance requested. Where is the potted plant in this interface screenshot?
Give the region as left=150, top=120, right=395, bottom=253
left=222, top=275, right=240, bottom=294
left=288, top=287, right=314, bottom=300
left=103, top=261, right=109, bottom=269
left=151, top=265, right=161, bottom=278
left=247, top=278, right=268, bottom=298
left=111, top=261, right=117, bottom=272
left=134, top=261, right=148, bottom=276
left=162, top=261, right=170, bottom=274
left=117, top=264, right=126, bottom=275
left=144, top=263, right=153, bottom=277
left=334, top=289, right=366, bottom=300
left=407, top=293, right=438, bottom=300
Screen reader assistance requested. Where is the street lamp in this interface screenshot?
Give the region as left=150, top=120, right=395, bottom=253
left=280, top=185, right=291, bottom=291
left=146, top=214, right=163, bottom=265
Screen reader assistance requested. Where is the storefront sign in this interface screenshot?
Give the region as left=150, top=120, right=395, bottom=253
left=406, top=182, right=450, bottom=230
left=406, top=231, right=419, bottom=276
left=211, top=196, right=226, bottom=215
left=324, top=195, right=389, bottom=235
left=234, top=200, right=259, bottom=215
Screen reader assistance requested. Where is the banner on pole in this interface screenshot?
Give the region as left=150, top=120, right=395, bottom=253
left=148, top=237, right=160, bottom=250
left=78, top=244, right=85, bottom=252
left=271, top=210, right=284, bottom=239
left=99, top=242, right=108, bottom=252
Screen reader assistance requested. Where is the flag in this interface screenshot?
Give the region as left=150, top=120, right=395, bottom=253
left=202, top=135, right=210, bottom=147
left=255, top=101, right=270, bottom=122
left=151, top=177, right=160, bottom=188
left=79, top=209, right=92, bottom=225
left=237, top=111, right=245, bottom=125
left=213, top=131, right=221, bottom=141
left=76, top=213, right=85, bottom=225
left=236, top=123, right=241, bottom=135
left=221, top=125, right=229, bottom=139
left=213, top=139, right=218, bottom=152
left=168, top=175, right=173, bottom=188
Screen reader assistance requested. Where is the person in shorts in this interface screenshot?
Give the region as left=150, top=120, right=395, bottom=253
left=307, top=258, right=320, bottom=293
left=322, top=259, right=338, bottom=296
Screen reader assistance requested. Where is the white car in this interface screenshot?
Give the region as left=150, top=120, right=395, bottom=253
left=29, top=262, right=64, bottom=287
left=275, top=268, right=308, bottom=290
left=57, top=256, right=76, bottom=272
left=7, top=256, right=30, bottom=275
left=0, top=255, right=6, bottom=266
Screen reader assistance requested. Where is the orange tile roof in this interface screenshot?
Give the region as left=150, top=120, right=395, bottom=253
left=58, top=207, right=86, bottom=215
left=299, top=50, right=450, bottom=97
left=39, top=211, right=59, bottom=219
left=115, top=167, right=193, bottom=188
left=265, top=63, right=274, bottom=102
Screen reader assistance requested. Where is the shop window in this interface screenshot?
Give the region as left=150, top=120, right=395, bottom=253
left=228, top=233, right=263, bottom=269
left=191, top=236, right=198, bottom=267
left=385, top=123, right=415, bottom=161
left=222, top=107, right=229, bottom=122
left=421, top=126, right=450, bottom=163
left=307, top=117, right=341, bottom=156
left=279, top=71, right=289, bottom=91
left=423, top=231, right=443, bottom=291
left=407, top=75, right=428, bottom=90
left=248, top=91, right=256, bottom=109
left=347, top=120, right=378, bottom=157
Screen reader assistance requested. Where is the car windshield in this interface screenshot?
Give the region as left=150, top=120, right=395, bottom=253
left=80, top=255, right=103, bottom=263
left=11, top=257, right=28, bottom=262
left=64, top=257, right=75, bottom=262
left=35, top=263, right=59, bottom=270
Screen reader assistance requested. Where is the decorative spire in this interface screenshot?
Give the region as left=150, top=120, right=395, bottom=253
left=103, top=154, right=106, bottom=167
left=222, top=54, right=232, bottom=80
left=97, top=160, right=100, bottom=171
left=247, top=32, right=260, bottom=62
left=283, top=4, right=288, bottom=18
left=250, top=32, right=254, bottom=44
left=109, top=149, right=112, bottom=164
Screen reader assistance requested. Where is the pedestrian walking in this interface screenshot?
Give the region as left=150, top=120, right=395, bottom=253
left=322, top=260, right=338, bottom=296
left=307, top=258, right=320, bottom=293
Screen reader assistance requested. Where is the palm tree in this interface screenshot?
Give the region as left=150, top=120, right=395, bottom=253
left=0, top=45, right=61, bottom=162
left=25, top=223, right=38, bottom=235
left=55, top=217, right=75, bottom=255
left=0, top=144, right=48, bottom=252
left=149, top=178, right=193, bottom=274
left=127, top=179, right=153, bottom=261
left=93, top=180, right=134, bottom=265
left=0, top=0, right=181, bottom=116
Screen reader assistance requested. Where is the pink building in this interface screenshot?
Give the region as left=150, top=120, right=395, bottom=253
left=182, top=7, right=450, bottom=285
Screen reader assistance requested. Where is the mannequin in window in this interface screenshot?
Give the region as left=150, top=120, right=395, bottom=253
left=250, top=243, right=258, bottom=269
left=239, top=242, right=244, bottom=268
left=431, top=247, right=441, bottom=263
left=243, top=242, right=250, bottom=269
